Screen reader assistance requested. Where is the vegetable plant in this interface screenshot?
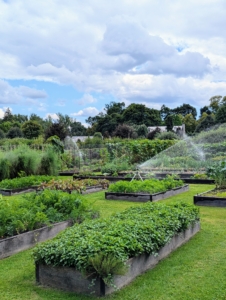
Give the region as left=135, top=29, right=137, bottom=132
left=33, top=202, right=199, bottom=286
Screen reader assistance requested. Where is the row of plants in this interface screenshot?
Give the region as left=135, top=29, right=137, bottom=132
left=0, top=175, right=55, bottom=189
left=108, top=176, right=184, bottom=194
left=0, top=145, right=59, bottom=180
left=0, top=189, right=98, bottom=238
left=33, top=202, right=199, bottom=285
left=38, top=178, right=110, bottom=193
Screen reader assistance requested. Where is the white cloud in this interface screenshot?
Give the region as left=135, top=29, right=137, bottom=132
left=44, top=113, right=59, bottom=120
left=0, top=0, right=225, bottom=118
left=77, top=94, right=97, bottom=105
left=71, top=107, right=99, bottom=117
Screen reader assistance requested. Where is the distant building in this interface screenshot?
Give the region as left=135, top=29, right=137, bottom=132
left=147, top=124, right=185, bottom=137
left=71, top=136, right=93, bottom=142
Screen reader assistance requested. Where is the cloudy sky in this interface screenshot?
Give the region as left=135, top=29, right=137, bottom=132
left=0, top=0, right=225, bottom=125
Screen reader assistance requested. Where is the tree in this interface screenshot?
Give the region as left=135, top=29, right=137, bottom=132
left=0, top=121, right=13, bottom=133
left=45, top=122, right=68, bottom=141
left=195, top=115, right=215, bottom=133
left=215, top=105, right=226, bottom=124
left=70, top=120, right=87, bottom=136
left=209, top=95, right=222, bottom=114
left=104, top=101, right=125, bottom=115
left=183, top=113, right=197, bottom=135
left=200, top=106, right=212, bottom=116
left=165, top=115, right=174, bottom=131
left=173, top=104, right=197, bottom=119
left=122, top=104, right=161, bottom=126
left=22, top=121, right=42, bottom=139
left=113, top=124, right=134, bottom=138
left=6, top=127, right=23, bottom=139
left=160, top=105, right=171, bottom=121
left=0, top=129, right=5, bottom=139
left=2, top=108, right=14, bottom=122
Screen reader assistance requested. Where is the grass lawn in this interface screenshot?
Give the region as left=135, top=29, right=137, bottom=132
left=1, top=184, right=226, bottom=300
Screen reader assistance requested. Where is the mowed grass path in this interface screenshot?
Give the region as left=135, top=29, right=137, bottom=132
left=1, top=184, right=226, bottom=300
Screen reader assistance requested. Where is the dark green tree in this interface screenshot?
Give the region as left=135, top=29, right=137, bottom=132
left=22, top=121, right=42, bottom=139
left=45, top=122, right=68, bottom=141
left=195, top=115, right=215, bottom=132
left=173, top=103, right=197, bottom=119
left=215, top=105, right=226, bottom=124
left=6, top=127, right=23, bottom=138
left=122, top=104, right=161, bottom=126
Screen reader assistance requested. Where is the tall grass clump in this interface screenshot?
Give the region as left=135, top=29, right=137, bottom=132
left=38, top=147, right=59, bottom=176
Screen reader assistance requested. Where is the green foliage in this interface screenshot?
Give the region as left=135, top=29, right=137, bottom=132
left=207, top=160, right=226, bottom=189
left=6, top=127, right=23, bottom=139
left=38, top=148, right=59, bottom=175
left=101, top=158, right=131, bottom=175
left=88, top=253, right=128, bottom=285
left=108, top=177, right=184, bottom=193
left=0, top=190, right=97, bottom=238
left=21, top=120, right=42, bottom=139
left=0, top=129, right=5, bottom=139
left=155, top=131, right=180, bottom=140
left=0, top=175, right=55, bottom=189
left=33, top=202, right=199, bottom=285
left=38, top=178, right=109, bottom=193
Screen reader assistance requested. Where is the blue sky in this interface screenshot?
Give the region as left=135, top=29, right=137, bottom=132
left=0, top=0, right=226, bottom=126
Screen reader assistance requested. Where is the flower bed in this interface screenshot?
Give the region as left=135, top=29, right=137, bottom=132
left=34, top=202, right=199, bottom=296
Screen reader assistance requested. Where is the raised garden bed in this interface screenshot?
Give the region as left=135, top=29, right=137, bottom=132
left=0, top=186, right=39, bottom=196
left=0, top=220, right=72, bottom=259
left=105, top=185, right=189, bottom=202
left=194, top=189, right=226, bottom=207
left=36, top=222, right=200, bottom=296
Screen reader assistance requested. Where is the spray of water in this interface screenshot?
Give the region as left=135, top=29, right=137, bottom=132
left=138, top=124, right=226, bottom=173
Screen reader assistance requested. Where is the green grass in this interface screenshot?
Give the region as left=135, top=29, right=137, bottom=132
left=1, top=184, right=226, bottom=299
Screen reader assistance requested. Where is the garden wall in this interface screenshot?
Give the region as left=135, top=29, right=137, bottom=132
left=36, top=222, right=200, bottom=296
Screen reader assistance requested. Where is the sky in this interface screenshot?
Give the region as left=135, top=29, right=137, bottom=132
left=0, top=0, right=226, bottom=126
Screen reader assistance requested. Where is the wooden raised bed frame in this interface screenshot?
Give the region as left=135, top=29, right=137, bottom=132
left=105, top=184, right=189, bottom=202
left=36, top=222, right=200, bottom=296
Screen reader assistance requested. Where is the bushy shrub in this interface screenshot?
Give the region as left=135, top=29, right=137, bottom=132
left=155, top=131, right=180, bottom=140
left=39, top=148, right=59, bottom=176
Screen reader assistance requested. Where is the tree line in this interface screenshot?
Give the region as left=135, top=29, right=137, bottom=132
left=0, top=95, right=225, bottom=141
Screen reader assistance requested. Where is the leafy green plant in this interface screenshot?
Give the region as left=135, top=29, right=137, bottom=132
left=207, top=160, right=226, bottom=189
left=108, top=176, right=184, bottom=194
left=38, top=178, right=109, bottom=193
left=0, top=190, right=98, bottom=238
left=33, top=202, right=199, bottom=285
left=0, top=175, right=55, bottom=189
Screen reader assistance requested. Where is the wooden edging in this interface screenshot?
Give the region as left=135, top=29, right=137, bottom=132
left=0, top=186, right=39, bottom=196
left=194, top=189, right=226, bottom=207
left=105, top=184, right=189, bottom=202
left=0, top=220, right=72, bottom=259
left=36, top=222, right=200, bottom=296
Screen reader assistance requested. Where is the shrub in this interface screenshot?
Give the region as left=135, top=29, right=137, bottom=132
left=38, top=148, right=59, bottom=175
left=155, top=131, right=180, bottom=140
left=6, top=127, right=23, bottom=139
